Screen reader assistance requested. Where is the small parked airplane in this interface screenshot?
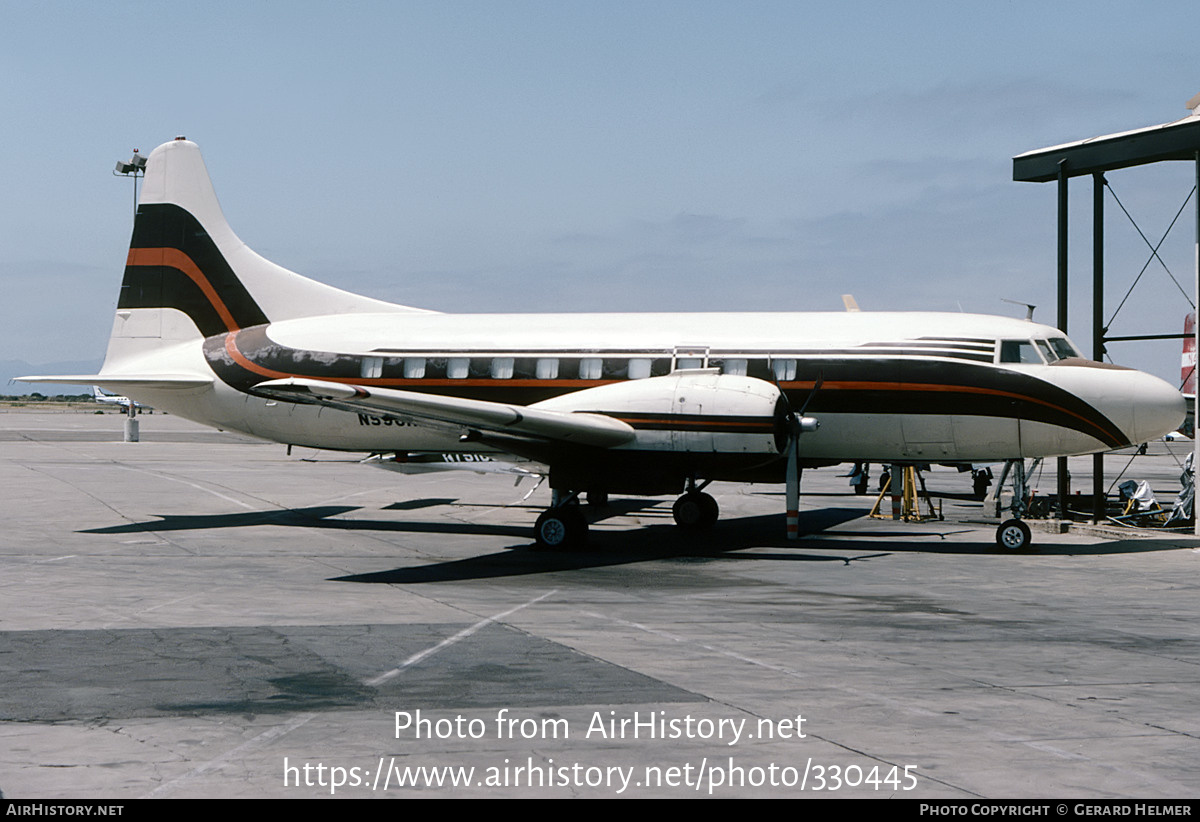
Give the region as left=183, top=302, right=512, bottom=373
left=92, top=384, right=148, bottom=412
left=21, top=138, right=1185, bottom=550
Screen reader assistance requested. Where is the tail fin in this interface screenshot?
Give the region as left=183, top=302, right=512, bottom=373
left=1183, top=312, right=1195, bottom=397
left=105, top=138, right=427, bottom=369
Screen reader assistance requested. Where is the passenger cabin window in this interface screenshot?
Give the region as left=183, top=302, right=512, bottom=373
left=536, top=358, right=559, bottom=379
left=403, top=358, right=426, bottom=379
left=601, top=359, right=629, bottom=380
left=360, top=356, right=383, bottom=379
left=628, top=358, right=652, bottom=379
left=720, top=358, right=748, bottom=376
left=676, top=357, right=704, bottom=370
left=999, top=340, right=1043, bottom=364
left=746, top=359, right=773, bottom=381
left=579, top=358, right=602, bottom=380
left=447, top=358, right=469, bottom=379
left=772, top=358, right=797, bottom=381
left=491, top=358, right=514, bottom=379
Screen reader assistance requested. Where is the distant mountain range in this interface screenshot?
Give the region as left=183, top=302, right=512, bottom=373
left=0, top=359, right=103, bottom=396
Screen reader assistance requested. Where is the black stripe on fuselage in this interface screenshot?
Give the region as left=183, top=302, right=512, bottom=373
left=203, top=327, right=1130, bottom=448
left=118, top=203, right=269, bottom=335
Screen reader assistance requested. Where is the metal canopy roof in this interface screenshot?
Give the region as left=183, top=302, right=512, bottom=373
left=1013, top=106, right=1200, bottom=182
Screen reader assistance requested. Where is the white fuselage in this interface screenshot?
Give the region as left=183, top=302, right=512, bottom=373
left=118, top=308, right=1184, bottom=465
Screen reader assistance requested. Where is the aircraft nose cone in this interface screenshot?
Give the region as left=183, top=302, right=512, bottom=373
left=1126, top=372, right=1186, bottom=444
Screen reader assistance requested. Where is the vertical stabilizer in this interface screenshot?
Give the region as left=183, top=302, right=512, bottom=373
left=1183, top=312, right=1195, bottom=397
left=105, top=137, right=427, bottom=369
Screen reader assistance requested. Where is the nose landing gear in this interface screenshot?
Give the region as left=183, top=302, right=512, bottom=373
left=993, top=458, right=1037, bottom=551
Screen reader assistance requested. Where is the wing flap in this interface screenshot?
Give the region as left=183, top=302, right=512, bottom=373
left=252, top=378, right=636, bottom=448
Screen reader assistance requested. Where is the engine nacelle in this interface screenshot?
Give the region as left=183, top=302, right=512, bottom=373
left=531, top=370, right=784, bottom=453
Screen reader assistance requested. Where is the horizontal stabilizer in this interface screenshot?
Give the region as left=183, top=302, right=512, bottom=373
left=253, top=378, right=636, bottom=448
left=17, top=374, right=213, bottom=389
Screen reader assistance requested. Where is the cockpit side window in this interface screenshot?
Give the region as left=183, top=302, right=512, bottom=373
left=1048, top=337, right=1081, bottom=360
left=1036, top=340, right=1056, bottom=362
left=999, top=340, right=1044, bottom=364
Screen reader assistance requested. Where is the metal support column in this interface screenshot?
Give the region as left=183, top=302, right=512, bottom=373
left=1194, top=152, right=1200, bottom=537
left=1057, top=161, right=1070, bottom=517
left=1093, top=173, right=1105, bottom=522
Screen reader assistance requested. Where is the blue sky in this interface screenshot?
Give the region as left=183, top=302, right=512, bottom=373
left=3, top=1, right=1199, bottom=381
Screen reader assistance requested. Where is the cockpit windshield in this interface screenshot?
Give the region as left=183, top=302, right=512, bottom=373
left=1048, top=337, right=1081, bottom=360
left=999, top=336, right=1083, bottom=365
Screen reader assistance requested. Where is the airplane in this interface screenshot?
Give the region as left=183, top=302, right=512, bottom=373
left=92, top=384, right=148, bottom=412
left=1181, top=312, right=1195, bottom=437
left=20, top=137, right=1186, bottom=552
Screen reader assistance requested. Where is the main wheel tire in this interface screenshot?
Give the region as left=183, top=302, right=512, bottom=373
left=996, top=519, right=1032, bottom=551
left=673, top=492, right=719, bottom=529
left=535, top=508, right=587, bottom=549
left=853, top=478, right=868, bottom=496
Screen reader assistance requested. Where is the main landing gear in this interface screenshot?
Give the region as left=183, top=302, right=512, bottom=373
left=533, top=481, right=720, bottom=548
left=672, top=478, right=718, bottom=530
left=533, top=490, right=588, bottom=549
left=672, top=490, right=719, bottom=529
left=971, top=467, right=993, bottom=501
left=848, top=463, right=869, bottom=496
left=534, top=505, right=588, bottom=549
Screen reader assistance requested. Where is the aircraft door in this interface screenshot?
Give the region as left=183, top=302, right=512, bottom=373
left=900, top=415, right=957, bottom=459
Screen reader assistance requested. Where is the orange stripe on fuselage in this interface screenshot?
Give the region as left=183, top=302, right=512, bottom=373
left=224, top=331, right=292, bottom=379
left=126, top=247, right=240, bottom=332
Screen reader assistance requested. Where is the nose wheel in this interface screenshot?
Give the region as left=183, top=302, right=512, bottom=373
left=996, top=518, right=1031, bottom=551
left=992, top=459, right=1037, bottom=551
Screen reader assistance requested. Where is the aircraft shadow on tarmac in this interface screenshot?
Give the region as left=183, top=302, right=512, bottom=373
left=79, top=499, right=1191, bottom=584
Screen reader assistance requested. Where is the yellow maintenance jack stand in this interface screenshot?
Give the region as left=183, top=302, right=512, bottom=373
left=868, top=465, right=943, bottom=522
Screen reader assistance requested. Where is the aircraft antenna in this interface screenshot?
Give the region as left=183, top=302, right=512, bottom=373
left=1000, top=298, right=1036, bottom=321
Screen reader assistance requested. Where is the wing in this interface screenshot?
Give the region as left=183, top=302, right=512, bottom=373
left=251, top=377, right=636, bottom=449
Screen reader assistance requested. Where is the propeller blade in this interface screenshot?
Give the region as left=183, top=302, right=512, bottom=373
left=797, top=373, right=824, bottom=417
left=786, top=433, right=800, bottom=540
left=780, top=372, right=822, bottom=540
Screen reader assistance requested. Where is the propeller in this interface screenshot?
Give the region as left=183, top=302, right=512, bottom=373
left=778, top=374, right=822, bottom=540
